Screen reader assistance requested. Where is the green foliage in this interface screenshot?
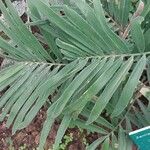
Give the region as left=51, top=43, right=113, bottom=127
left=58, top=133, right=73, bottom=150
left=0, top=0, right=150, bottom=150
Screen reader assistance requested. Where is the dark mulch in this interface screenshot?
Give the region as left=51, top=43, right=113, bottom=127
left=0, top=57, right=3, bottom=66
left=0, top=105, right=100, bottom=150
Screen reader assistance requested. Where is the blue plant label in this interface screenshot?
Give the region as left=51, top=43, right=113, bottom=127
left=129, top=126, right=150, bottom=150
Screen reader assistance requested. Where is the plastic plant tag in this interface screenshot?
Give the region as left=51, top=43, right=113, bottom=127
left=129, top=126, right=150, bottom=150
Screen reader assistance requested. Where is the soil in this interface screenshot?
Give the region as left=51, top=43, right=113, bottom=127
left=0, top=105, right=99, bottom=150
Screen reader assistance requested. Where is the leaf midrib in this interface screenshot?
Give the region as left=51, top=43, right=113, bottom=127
left=1, top=51, right=150, bottom=67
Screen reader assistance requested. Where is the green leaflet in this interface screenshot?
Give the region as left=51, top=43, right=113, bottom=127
left=107, top=0, right=120, bottom=23
left=111, top=133, right=118, bottom=150
left=6, top=65, right=50, bottom=128
left=118, top=127, right=126, bottom=150
left=0, top=63, right=25, bottom=84
left=81, top=108, right=114, bottom=130
left=53, top=115, right=72, bottom=150
left=65, top=58, right=122, bottom=115
left=50, top=59, right=105, bottom=117
left=93, top=0, right=129, bottom=53
left=17, top=59, right=87, bottom=130
left=39, top=109, right=55, bottom=150
left=142, top=0, right=150, bottom=17
left=31, top=0, right=102, bottom=55
left=0, top=36, right=30, bottom=60
left=12, top=66, right=60, bottom=133
left=144, top=28, right=150, bottom=51
left=86, top=136, right=107, bottom=150
left=0, top=67, right=29, bottom=91
left=87, top=56, right=133, bottom=124
left=101, top=137, right=110, bottom=150
left=137, top=100, right=150, bottom=124
left=0, top=64, right=38, bottom=121
left=37, top=59, right=104, bottom=149
left=72, top=119, right=108, bottom=134
left=0, top=0, right=53, bottom=61
left=56, top=38, right=87, bottom=57
left=112, top=55, right=146, bottom=117
left=63, top=5, right=108, bottom=53
left=119, top=0, right=130, bottom=26
left=131, top=17, right=145, bottom=52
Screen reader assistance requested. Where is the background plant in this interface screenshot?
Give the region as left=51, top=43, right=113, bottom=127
left=0, top=0, right=150, bottom=149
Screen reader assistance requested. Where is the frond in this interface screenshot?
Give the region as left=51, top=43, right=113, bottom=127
left=0, top=0, right=54, bottom=62
left=0, top=0, right=150, bottom=150
left=29, top=0, right=130, bottom=59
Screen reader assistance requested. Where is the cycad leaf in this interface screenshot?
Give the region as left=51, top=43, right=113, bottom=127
left=12, top=66, right=60, bottom=133
left=0, top=0, right=52, bottom=61
left=112, top=55, right=146, bottom=117
left=142, top=0, right=150, bottom=17
left=86, top=136, right=107, bottom=150
left=74, top=0, right=112, bottom=52
left=131, top=16, right=145, bottom=52
left=64, top=58, right=122, bottom=115
left=118, top=127, right=126, bottom=150
left=125, top=118, right=133, bottom=150
left=0, top=63, right=25, bottom=83
left=87, top=57, right=133, bottom=124
left=63, top=5, right=108, bottom=53
left=72, top=119, right=108, bottom=134
left=82, top=108, right=114, bottom=130
left=137, top=100, right=150, bottom=123
left=101, top=137, right=110, bottom=150
left=17, top=59, right=87, bottom=130
left=53, top=115, right=72, bottom=150
left=0, top=64, right=37, bottom=110
left=56, top=38, right=87, bottom=57
left=38, top=59, right=110, bottom=149
left=119, top=0, right=130, bottom=26
left=111, top=133, right=118, bottom=150
left=46, top=59, right=101, bottom=117
left=0, top=66, right=29, bottom=92
left=0, top=1, right=149, bottom=150
left=6, top=65, right=51, bottom=128
left=107, top=0, right=120, bottom=23
left=93, top=0, right=129, bottom=53
left=31, top=0, right=101, bottom=55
